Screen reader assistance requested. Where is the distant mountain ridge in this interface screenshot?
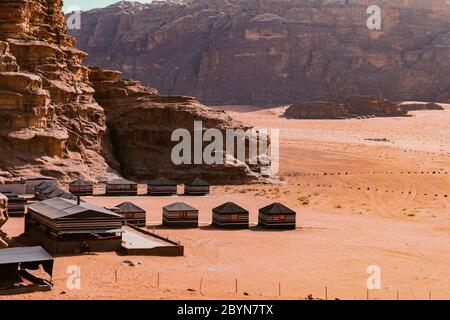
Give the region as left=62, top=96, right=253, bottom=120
left=70, top=0, right=450, bottom=105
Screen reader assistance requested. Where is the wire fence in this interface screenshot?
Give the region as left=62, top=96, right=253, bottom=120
left=48, top=268, right=448, bottom=300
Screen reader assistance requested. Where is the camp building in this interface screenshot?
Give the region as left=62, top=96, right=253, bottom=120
left=106, top=178, right=138, bottom=196
left=26, top=198, right=123, bottom=254
left=163, top=202, right=199, bottom=228
left=147, top=177, right=177, bottom=196
left=115, top=202, right=146, bottom=227
left=184, top=178, right=210, bottom=195
left=0, top=192, right=27, bottom=217
left=0, top=246, right=53, bottom=295
left=212, top=202, right=249, bottom=228
left=69, top=179, right=94, bottom=196
left=258, top=203, right=296, bottom=229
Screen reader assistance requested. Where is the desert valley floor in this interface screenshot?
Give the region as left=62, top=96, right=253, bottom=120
left=2, top=104, right=450, bottom=300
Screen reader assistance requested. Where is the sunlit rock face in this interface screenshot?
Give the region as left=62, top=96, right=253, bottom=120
left=0, top=1, right=269, bottom=184
left=71, top=0, right=450, bottom=105
left=0, top=0, right=113, bottom=182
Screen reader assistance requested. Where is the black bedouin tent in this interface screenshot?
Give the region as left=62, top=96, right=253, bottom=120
left=258, top=203, right=296, bottom=229
left=0, top=191, right=27, bottom=217
left=163, top=202, right=199, bottom=228
left=184, top=178, right=210, bottom=195
left=69, top=179, right=94, bottom=196
left=27, top=198, right=123, bottom=254
left=212, top=202, right=249, bottom=228
left=0, top=246, right=54, bottom=294
left=115, top=202, right=146, bottom=227
left=106, top=178, right=138, bottom=196
left=147, top=177, right=177, bottom=196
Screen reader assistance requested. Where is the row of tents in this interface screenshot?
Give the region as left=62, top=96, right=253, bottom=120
left=114, top=201, right=296, bottom=230
left=70, top=177, right=211, bottom=197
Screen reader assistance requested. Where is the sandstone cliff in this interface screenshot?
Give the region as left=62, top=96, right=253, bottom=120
left=0, top=0, right=114, bottom=182
left=70, top=0, right=450, bottom=105
left=0, top=0, right=267, bottom=184
left=90, top=67, right=267, bottom=183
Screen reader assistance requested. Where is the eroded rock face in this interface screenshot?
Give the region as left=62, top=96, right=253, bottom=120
left=0, top=0, right=114, bottom=182
left=398, top=102, right=445, bottom=112
left=0, top=1, right=264, bottom=184
left=0, top=193, right=8, bottom=248
left=90, top=67, right=268, bottom=184
left=70, top=0, right=450, bottom=105
left=285, top=101, right=350, bottom=119
left=285, top=96, right=407, bottom=119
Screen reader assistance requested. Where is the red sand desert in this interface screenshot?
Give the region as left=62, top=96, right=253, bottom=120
left=2, top=105, right=450, bottom=300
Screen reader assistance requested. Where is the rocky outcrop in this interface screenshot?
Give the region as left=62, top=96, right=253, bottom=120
left=398, top=102, right=445, bottom=111
left=0, top=0, right=266, bottom=184
left=70, top=0, right=450, bottom=105
left=90, top=67, right=268, bottom=184
left=341, top=96, right=407, bottom=117
left=0, top=0, right=114, bottom=182
left=284, top=101, right=350, bottom=119
left=285, top=96, right=407, bottom=119
left=0, top=193, right=8, bottom=248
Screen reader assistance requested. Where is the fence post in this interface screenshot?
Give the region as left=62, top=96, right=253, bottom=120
left=157, top=273, right=160, bottom=287
left=200, top=277, right=203, bottom=293
left=115, top=269, right=118, bottom=283
left=278, top=282, right=281, bottom=297
left=235, top=278, right=238, bottom=294
left=325, top=286, right=328, bottom=300
left=366, top=289, right=369, bottom=300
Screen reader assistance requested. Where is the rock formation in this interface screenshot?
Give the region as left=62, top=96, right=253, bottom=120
left=398, top=102, right=445, bottom=111
left=284, top=101, right=350, bottom=119
left=70, top=0, right=450, bottom=105
left=90, top=67, right=268, bottom=183
left=0, top=0, right=114, bottom=182
left=285, top=96, right=407, bottom=119
left=0, top=193, right=8, bottom=248
left=0, top=0, right=269, bottom=184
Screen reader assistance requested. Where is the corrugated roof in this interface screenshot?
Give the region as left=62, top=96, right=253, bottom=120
left=0, top=246, right=53, bottom=264
left=115, top=202, right=146, bottom=213
left=163, top=202, right=198, bottom=212
left=28, top=198, right=122, bottom=220
left=148, top=177, right=176, bottom=186
left=213, top=202, right=248, bottom=214
left=0, top=246, right=54, bottom=276
left=185, top=178, right=210, bottom=186
left=259, top=203, right=296, bottom=215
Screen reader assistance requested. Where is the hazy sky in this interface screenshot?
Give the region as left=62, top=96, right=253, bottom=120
left=63, top=0, right=154, bottom=12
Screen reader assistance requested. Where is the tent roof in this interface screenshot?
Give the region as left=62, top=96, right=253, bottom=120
left=213, top=202, right=248, bottom=214
left=35, top=181, right=56, bottom=191
left=148, top=177, right=176, bottom=186
left=185, top=178, right=210, bottom=186
left=69, top=179, right=93, bottom=186
left=21, top=176, right=56, bottom=181
left=28, top=198, right=122, bottom=220
left=163, top=202, right=198, bottom=212
left=107, top=178, right=137, bottom=185
left=115, top=202, right=146, bottom=213
left=259, top=203, right=296, bottom=215
left=0, top=246, right=54, bottom=275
